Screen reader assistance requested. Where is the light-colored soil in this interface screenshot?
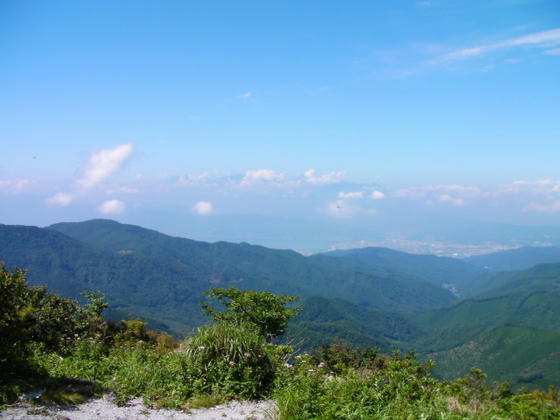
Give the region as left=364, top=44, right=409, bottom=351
left=1, top=395, right=276, bottom=420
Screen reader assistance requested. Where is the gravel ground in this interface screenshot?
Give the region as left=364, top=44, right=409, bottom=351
left=1, top=395, right=276, bottom=420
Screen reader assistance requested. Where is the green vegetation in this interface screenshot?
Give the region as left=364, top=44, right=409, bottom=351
left=2, top=265, right=560, bottom=419
left=274, top=349, right=560, bottom=419
left=2, top=219, right=560, bottom=400
left=201, top=286, right=300, bottom=339
left=427, top=325, right=560, bottom=391
left=413, top=263, right=560, bottom=389
left=465, top=246, right=560, bottom=273
left=320, top=246, right=481, bottom=289
left=0, top=220, right=456, bottom=336
left=284, top=296, right=420, bottom=352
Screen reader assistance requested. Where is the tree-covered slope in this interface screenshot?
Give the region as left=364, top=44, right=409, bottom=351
left=413, top=263, right=560, bottom=389
left=48, top=219, right=456, bottom=314
left=2, top=220, right=455, bottom=337
left=414, top=263, right=560, bottom=348
left=464, top=246, right=560, bottom=272
left=318, top=246, right=481, bottom=292
left=285, top=296, right=421, bottom=352
left=0, top=224, right=212, bottom=334
left=427, top=325, right=560, bottom=390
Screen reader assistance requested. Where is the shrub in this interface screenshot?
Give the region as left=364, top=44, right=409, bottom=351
left=184, top=321, right=281, bottom=399
left=201, top=287, right=300, bottom=340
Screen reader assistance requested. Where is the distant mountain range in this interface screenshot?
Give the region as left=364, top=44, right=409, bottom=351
left=1, top=219, right=559, bottom=390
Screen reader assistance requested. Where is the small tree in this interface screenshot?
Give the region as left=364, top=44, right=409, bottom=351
left=201, top=287, right=300, bottom=340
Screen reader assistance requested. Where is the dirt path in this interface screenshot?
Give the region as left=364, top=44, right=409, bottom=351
left=1, top=395, right=276, bottom=420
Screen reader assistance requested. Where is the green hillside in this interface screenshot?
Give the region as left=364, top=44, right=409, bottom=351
left=413, top=263, right=560, bottom=389
left=465, top=246, right=560, bottom=272
left=0, top=224, right=211, bottom=334
left=319, top=246, right=481, bottom=289
left=416, top=263, right=560, bottom=332
left=428, top=325, right=560, bottom=390
left=47, top=220, right=455, bottom=314
left=1, top=220, right=455, bottom=336
left=3, top=219, right=559, bottom=390
left=285, top=296, right=421, bottom=351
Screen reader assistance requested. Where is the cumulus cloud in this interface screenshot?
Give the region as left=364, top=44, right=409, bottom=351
left=370, top=190, right=386, bottom=200
left=0, top=178, right=34, bottom=194
left=431, top=28, right=560, bottom=64
left=439, top=194, right=465, bottom=206
left=46, top=192, right=73, bottom=207
left=241, top=169, right=284, bottom=185
left=338, top=191, right=364, bottom=199
left=304, top=169, right=346, bottom=185
left=97, top=199, right=125, bottom=214
left=192, top=201, right=214, bottom=215
left=78, top=142, right=134, bottom=188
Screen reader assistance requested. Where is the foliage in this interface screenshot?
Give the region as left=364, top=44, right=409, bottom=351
left=275, top=350, right=560, bottom=419
left=201, top=287, right=300, bottom=339
left=0, top=265, right=33, bottom=368
left=2, top=266, right=560, bottom=419
left=310, top=341, right=387, bottom=374
left=183, top=321, right=284, bottom=398
left=284, top=295, right=420, bottom=352
left=1, top=220, right=459, bottom=339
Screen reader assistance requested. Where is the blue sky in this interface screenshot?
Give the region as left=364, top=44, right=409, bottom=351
left=1, top=1, right=559, bottom=252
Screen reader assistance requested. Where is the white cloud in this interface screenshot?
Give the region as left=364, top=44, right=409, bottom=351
left=105, top=186, right=139, bottom=194
left=46, top=192, right=73, bottom=207
left=394, top=184, right=482, bottom=205
left=544, top=48, right=560, bottom=55
left=370, top=190, right=386, bottom=200
left=238, top=92, right=252, bottom=99
left=439, top=194, right=465, bottom=206
left=241, top=169, right=284, bottom=185
left=432, top=28, right=560, bottom=64
left=178, top=172, right=209, bottom=185
left=338, top=191, right=364, bottom=199
left=97, top=199, right=125, bottom=214
left=78, top=142, right=134, bottom=188
left=0, top=178, right=34, bottom=194
left=192, top=201, right=214, bottom=215
left=526, top=201, right=560, bottom=213
left=508, top=179, right=560, bottom=194
left=304, top=169, right=346, bottom=185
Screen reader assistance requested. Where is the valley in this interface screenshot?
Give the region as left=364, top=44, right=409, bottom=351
left=1, top=219, right=559, bottom=391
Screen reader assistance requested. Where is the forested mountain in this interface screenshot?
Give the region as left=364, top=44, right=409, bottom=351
left=1, top=220, right=454, bottom=335
left=427, top=325, right=560, bottom=391
left=2, top=219, right=559, bottom=390
left=0, top=224, right=209, bottom=333
left=413, top=263, right=560, bottom=388
left=320, top=247, right=481, bottom=288
left=284, top=296, right=421, bottom=352
left=464, top=246, right=560, bottom=272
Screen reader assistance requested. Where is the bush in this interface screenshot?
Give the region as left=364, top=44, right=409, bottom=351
left=201, top=287, right=300, bottom=340
left=184, top=321, right=281, bottom=399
